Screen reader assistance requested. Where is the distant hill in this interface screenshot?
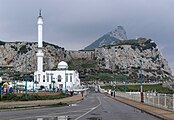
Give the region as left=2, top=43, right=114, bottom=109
left=84, top=26, right=127, bottom=50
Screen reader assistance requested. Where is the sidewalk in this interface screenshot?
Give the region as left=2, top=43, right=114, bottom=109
left=0, top=94, right=83, bottom=109
left=109, top=95, right=174, bottom=120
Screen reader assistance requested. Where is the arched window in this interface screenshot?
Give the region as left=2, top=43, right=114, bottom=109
left=66, top=73, right=68, bottom=82
left=70, top=73, right=73, bottom=82
left=46, top=73, right=49, bottom=82
left=43, top=75, right=45, bottom=82
left=35, top=75, right=37, bottom=81
left=38, top=74, right=40, bottom=82
left=58, top=75, right=61, bottom=82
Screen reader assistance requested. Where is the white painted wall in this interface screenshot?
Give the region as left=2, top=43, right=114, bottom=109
left=34, top=70, right=80, bottom=91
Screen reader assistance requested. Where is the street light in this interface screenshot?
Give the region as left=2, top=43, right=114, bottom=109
left=139, top=60, right=144, bottom=103
left=123, top=81, right=126, bottom=92
left=124, top=65, right=127, bottom=92
left=0, top=77, right=2, bottom=101
left=134, top=57, right=144, bottom=103
left=32, top=74, right=34, bottom=94
left=111, top=71, right=116, bottom=97
left=25, top=52, right=28, bottom=98
left=65, top=68, right=66, bottom=97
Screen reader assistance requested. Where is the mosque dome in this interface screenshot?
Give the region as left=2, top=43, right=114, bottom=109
left=58, top=61, right=68, bottom=69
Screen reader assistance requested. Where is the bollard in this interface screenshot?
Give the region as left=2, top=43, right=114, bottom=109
left=157, top=93, right=160, bottom=107
left=164, top=94, right=167, bottom=108
left=173, top=94, right=174, bottom=111
left=143, top=92, right=145, bottom=103
left=111, top=91, right=113, bottom=96
left=152, top=93, right=155, bottom=105
left=147, top=93, right=149, bottom=104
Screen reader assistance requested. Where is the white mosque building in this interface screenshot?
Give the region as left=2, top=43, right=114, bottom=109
left=34, top=11, right=80, bottom=92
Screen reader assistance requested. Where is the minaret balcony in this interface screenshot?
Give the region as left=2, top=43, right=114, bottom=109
left=36, top=52, right=44, bottom=57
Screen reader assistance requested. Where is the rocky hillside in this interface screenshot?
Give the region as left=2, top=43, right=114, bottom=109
left=95, top=38, right=173, bottom=82
left=84, top=26, right=127, bottom=50
left=0, top=41, right=64, bottom=73
left=65, top=38, right=173, bottom=82
left=0, top=38, right=173, bottom=82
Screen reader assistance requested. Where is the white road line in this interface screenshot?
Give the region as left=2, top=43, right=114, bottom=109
left=9, top=107, right=95, bottom=120
left=10, top=96, right=102, bottom=120
left=75, top=96, right=102, bottom=120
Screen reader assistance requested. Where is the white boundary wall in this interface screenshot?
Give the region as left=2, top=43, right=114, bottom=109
left=114, top=92, right=174, bottom=111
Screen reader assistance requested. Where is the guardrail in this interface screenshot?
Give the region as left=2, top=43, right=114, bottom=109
left=114, top=92, right=174, bottom=111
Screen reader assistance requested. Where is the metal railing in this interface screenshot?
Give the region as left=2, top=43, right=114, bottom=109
left=115, top=92, right=174, bottom=111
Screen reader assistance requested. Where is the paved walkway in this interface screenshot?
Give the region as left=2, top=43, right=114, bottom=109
left=0, top=94, right=83, bottom=108
left=109, top=95, right=174, bottom=120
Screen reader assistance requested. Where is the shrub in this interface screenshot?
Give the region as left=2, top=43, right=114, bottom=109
left=0, top=41, right=5, bottom=45
left=2, top=93, right=18, bottom=101
left=18, top=45, right=27, bottom=54
left=1, top=92, right=67, bottom=101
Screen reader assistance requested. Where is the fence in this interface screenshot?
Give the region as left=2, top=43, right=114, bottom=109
left=115, top=92, right=174, bottom=111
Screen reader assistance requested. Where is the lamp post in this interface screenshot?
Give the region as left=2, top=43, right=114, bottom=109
left=25, top=54, right=28, bottom=98
left=65, top=68, right=66, bottom=97
left=0, top=77, right=2, bottom=101
left=139, top=60, right=143, bottom=103
left=32, top=74, right=34, bottom=94
left=113, top=73, right=116, bottom=97
left=124, top=80, right=126, bottom=92
left=134, top=58, right=144, bottom=103
left=124, top=66, right=127, bottom=92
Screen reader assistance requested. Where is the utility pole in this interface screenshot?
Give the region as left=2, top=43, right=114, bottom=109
left=65, top=68, right=66, bottom=97
left=25, top=53, right=28, bottom=98
left=0, top=77, right=2, bottom=101
left=140, top=60, right=143, bottom=103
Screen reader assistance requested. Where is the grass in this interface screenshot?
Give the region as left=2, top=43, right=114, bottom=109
left=1, top=92, right=70, bottom=101
left=101, top=84, right=173, bottom=94
left=0, top=102, right=68, bottom=110
left=172, top=85, right=174, bottom=89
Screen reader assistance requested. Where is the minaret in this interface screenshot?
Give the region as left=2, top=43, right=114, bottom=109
left=36, top=10, right=44, bottom=72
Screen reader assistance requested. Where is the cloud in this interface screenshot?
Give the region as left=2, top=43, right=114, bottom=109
left=0, top=0, right=174, bottom=74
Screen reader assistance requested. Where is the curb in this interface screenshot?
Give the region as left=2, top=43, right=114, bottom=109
left=0, top=94, right=84, bottom=111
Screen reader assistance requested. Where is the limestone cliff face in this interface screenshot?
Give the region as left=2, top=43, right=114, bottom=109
left=0, top=41, right=64, bottom=73
left=0, top=38, right=173, bottom=81
left=95, top=38, right=173, bottom=81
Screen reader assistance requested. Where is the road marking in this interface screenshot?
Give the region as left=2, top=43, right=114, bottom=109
left=9, top=108, right=94, bottom=120
left=74, top=96, right=102, bottom=120
left=10, top=96, right=102, bottom=120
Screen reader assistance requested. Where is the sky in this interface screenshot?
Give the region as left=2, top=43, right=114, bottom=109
left=0, top=0, right=174, bottom=75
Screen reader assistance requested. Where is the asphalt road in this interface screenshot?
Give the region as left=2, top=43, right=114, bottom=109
left=0, top=91, right=161, bottom=120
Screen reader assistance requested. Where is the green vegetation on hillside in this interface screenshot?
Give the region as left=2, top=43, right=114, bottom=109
left=81, top=62, right=97, bottom=68
left=68, top=59, right=98, bottom=70
left=18, top=45, right=27, bottom=54
left=113, top=38, right=157, bottom=51
left=101, top=84, right=173, bottom=94
left=172, top=85, right=174, bottom=89
left=43, top=41, right=62, bottom=49
left=0, top=41, right=5, bottom=45
left=85, top=72, right=113, bottom=81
